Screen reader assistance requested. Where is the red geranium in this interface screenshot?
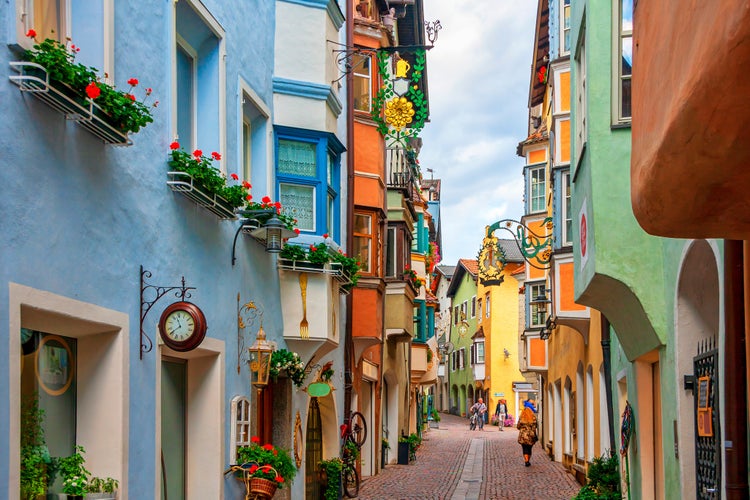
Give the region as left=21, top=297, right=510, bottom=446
left=193, top=149, right=203, bottom=159
left=170, top=141, right=180, bottom=150
left=243, top=181, right=252, bottom=189
left=127, top=78, right=139, bottom=86
left=251, top=436, right=261, bottom=444
left=261, top=465, right=272, bottom=474
left=230, top=173, right=239, bottom=180
left=262, top=444, right=274, bottom=451
left=323, top=233, right=329, bottom=239
left=248, top=464, right=259, bottom=474
left=85, top=82, right=101, bottom=99
left=212, top=151, right=221, bottom=161
left=126, top=94, right=135, bottom=101
left=294, top=228, right=300, bottom=235
left=26, top=29, right=36, bottom=38
left=275, top=476, right=284, bottom=483
left=246, top=194, right=253, bottom=201
left=262, top=196, right=272, bottom=204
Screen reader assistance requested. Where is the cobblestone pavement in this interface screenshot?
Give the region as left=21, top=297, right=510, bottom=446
left=357, top=413, right=581, bottom=500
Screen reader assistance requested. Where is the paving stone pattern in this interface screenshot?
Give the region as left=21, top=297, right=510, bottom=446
left=357, top=413, right=581, bottom=500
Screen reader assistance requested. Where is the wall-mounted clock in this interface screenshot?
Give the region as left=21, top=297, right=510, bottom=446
left=159, top=301, right=207, bottom=352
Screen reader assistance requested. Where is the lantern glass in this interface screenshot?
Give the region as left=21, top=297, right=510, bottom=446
left=248, top=325, right=274, bottom=388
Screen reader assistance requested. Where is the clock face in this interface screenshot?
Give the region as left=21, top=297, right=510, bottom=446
left=164, top=310, right=196, bottom=341
left=159, top=302, right=207, bottom=352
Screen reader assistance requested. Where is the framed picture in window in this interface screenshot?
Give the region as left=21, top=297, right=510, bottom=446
left=35, top=335, right=74, bottom=396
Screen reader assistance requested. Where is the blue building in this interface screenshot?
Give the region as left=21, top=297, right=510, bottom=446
left=3, top=1, right=347, bottom=498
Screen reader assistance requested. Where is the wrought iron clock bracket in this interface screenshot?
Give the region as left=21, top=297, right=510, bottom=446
left=139, top=265, right=196, bottom=360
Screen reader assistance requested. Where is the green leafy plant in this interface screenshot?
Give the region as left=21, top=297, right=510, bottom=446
left=381, top=438, right=390, bottom=450
left=320, top=361, right=334, bottom=382
left=59, top=445, right=90, bottom=496
left=168, top=144, right=250, bottom=211
left=279, top=241, right=362, bottom=290
left=88, top=476, right=119, bottom=494
left=403, top=266, right=424, bottom=290
left=20, top=396, right=56, bottom=499
left=236, top=437, right=296, bottom=488
left=573, top=451, right=621, bottom=500
left=23, top=32, right=155, bottom=134
left=318, top=457, right=343, bottom=500
left=343, top=440, right=360, bottom=461
left=426, top=349, right=433, bottom=363
left=431, top=409, right=441, bottom=422
left=269, top=349, right=306, bottom=387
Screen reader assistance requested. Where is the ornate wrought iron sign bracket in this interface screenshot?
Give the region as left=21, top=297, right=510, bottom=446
left=139, top=265, right=196, bottom=359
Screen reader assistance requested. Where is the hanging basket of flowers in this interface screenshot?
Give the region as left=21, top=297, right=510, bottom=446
left=227, top=437, right=296, bottom=499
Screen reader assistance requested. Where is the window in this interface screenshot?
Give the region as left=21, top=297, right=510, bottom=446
left=530, top=283, right=546, bottom=327
left=530, top=166, right=546, bottom=212
left=275, top=127, right=344, bottom=239
left=385, top=226, right=397, bottom=278
left=575, top=31, right=587, bottom=162
left=561, top=0, right=571, bottom=54
left=614, top=0, right=633, bottom=122
left=562, top=171, right=572, bottom=245
left=485, top=293, right=490, bottom=318
left=352, top=52, right=372, bottom=112
left=353, top=213, right=374, bottom=274
left=461, top=301, right=468, bottom=321
left=240, top=85, right=270, bottom=185
left=175, top=0, right=224, bottom=153
left=453, top=306, right=459, bottom=325
left=477, top=298, right=482, bottom=323
left=17, top=1, right=113, bottom=80
left=471, top=341, right=485, bottom=364
left=230, top=396, right=251, bottom=463
left=451, top=351, right=457, bottom=371
left=459, top=348, right=465, bottom=369
left=471, top=296, right=476, bottom=318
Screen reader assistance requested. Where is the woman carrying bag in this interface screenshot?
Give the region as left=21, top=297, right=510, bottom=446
left=516, top=405, right=538, bottom=466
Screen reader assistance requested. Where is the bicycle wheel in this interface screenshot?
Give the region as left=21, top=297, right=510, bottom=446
left=348, top=411, right=367, bottom=448
left=343, top=464, right=360, bottom=498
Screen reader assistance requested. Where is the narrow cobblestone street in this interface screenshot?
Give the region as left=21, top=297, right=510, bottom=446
left=358, top=413, right=580, bottom=500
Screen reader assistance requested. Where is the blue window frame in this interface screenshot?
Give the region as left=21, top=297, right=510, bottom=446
left=274, top=126, right=344, bottom=241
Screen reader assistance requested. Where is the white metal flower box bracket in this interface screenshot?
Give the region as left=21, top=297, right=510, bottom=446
left=166, top=171, right=238, bottom=220
left=9, top=62, right=132, bottom=146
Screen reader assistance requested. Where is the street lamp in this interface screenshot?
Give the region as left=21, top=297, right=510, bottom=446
left=231, top=209, right=298, bottom=265
left=248, top=324, right=274, bottom=390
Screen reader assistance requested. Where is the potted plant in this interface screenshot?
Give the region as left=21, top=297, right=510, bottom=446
left=402, top=266, right=424, bottom=290
left=397, top=436, right=410, bottom=465
left=381, top=438, right=390, bottom=468
left=279, top=240, right=361, bottom=290
left=86, top=477, right=118, bottom=499
left=18, top=31, right=155, bottom=139
left=59, top=446, right=90, bottom=500
left=20, top=396, right=57, bottom=500
left=235, top=437, right=296, bottom=499
left=269, top=349, right=306, bottom=387
left=318, top=457, right=343, bottom=500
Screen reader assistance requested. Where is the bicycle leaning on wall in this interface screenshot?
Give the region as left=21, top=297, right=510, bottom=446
left=339, top=410, right=367, bottom=498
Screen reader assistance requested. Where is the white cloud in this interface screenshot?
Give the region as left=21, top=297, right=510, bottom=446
left=420, top=0, right=537, bottom=266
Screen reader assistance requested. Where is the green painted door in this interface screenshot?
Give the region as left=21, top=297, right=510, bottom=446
left=161, top=359, right=186, bottom=500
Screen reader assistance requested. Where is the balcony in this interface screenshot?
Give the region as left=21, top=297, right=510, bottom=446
left=385, top=280, right=416, bottom=342
left=279, top=268, right=341, bottom=366
left=472, top=363, right=485, bottom=382
left=386, top=147, right=420, bottom=200
left=411, top=342, right=428, bottom=382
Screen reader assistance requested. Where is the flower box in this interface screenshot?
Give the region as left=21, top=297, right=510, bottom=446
left=9, top=62, right=132, bottom=146
left=166, top=171, right=238, bottom=220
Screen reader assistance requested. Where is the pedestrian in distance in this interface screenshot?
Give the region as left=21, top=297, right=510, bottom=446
left=517, top=405, right=538, bottom=466
left=469, top=398, right=488, bottom=431
left=494, top=398, right=508, bottom=431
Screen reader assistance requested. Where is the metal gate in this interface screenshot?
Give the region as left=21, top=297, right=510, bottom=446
left=693, top=338, right=721, bottom=499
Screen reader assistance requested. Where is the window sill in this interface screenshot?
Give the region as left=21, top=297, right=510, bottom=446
left=10, top=62, right=132, bottom=146
left=166, top=171, right=238, bottom=220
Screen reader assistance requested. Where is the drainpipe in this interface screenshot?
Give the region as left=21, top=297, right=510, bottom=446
left=344, top=0, right=355, bottom=420
left=601, top=315, right=616, bottom=453
left=724, top=240, right=748, bottom=499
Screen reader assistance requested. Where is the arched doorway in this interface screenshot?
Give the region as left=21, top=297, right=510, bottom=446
left=675, top=240, right=720, bottom=497
left=305, top=398, right=322, bottom=499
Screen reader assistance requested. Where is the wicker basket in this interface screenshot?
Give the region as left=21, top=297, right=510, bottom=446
left=249, top=477, right=278, bottom=498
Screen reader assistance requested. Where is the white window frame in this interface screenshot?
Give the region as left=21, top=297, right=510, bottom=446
left=230, top=396, right=252, bottom=463
left=459, top=348, right=465, bottom=369
left=560, top=0, right=571, bottom=56
left=239, top=80, right=272, bottom=192
left=477, top=298, right=482, bottom=323
left=352, top=52, right=372, bottom=113
left=475, top=341, right=485, bottom=364
left=485, top=293, right=490, bottom=318
left=16, top=0, right=115, bottom=80
left=530, top=283, right=546, bottom=327
left=529, top=166, right=547, bottom=213
left=470, top=296, right=476, bottom=318
left=612, top=0, right=633, bottom=124
left=575, top=29, right=587, bottom=167
left=172, top=0, right=226, bottom=162
left=175, top=36, right=198, bottom=150
left=562, top=171, right=572, bottom=246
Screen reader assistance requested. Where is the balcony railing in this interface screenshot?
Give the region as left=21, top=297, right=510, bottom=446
left=386, top=147, right=420, bottom=198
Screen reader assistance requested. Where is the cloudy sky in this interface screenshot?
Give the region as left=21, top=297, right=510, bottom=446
left=419, top=1, right=537, bottom=266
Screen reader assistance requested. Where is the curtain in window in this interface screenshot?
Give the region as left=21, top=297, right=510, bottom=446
left=278, top=140, right=316, bottom=177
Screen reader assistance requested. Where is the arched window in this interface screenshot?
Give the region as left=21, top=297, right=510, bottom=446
left=230, top=396, right=251, bottom=464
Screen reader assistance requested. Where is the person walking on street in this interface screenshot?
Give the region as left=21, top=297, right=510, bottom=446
left=469, top=398, right=488, bottom=431
left=494, top=399, right=507, bottom=431
left=517, top=405, right=538, bottom=466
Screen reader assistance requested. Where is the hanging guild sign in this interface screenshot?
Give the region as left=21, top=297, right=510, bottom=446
left=371, top=49, right=428, bottom=147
